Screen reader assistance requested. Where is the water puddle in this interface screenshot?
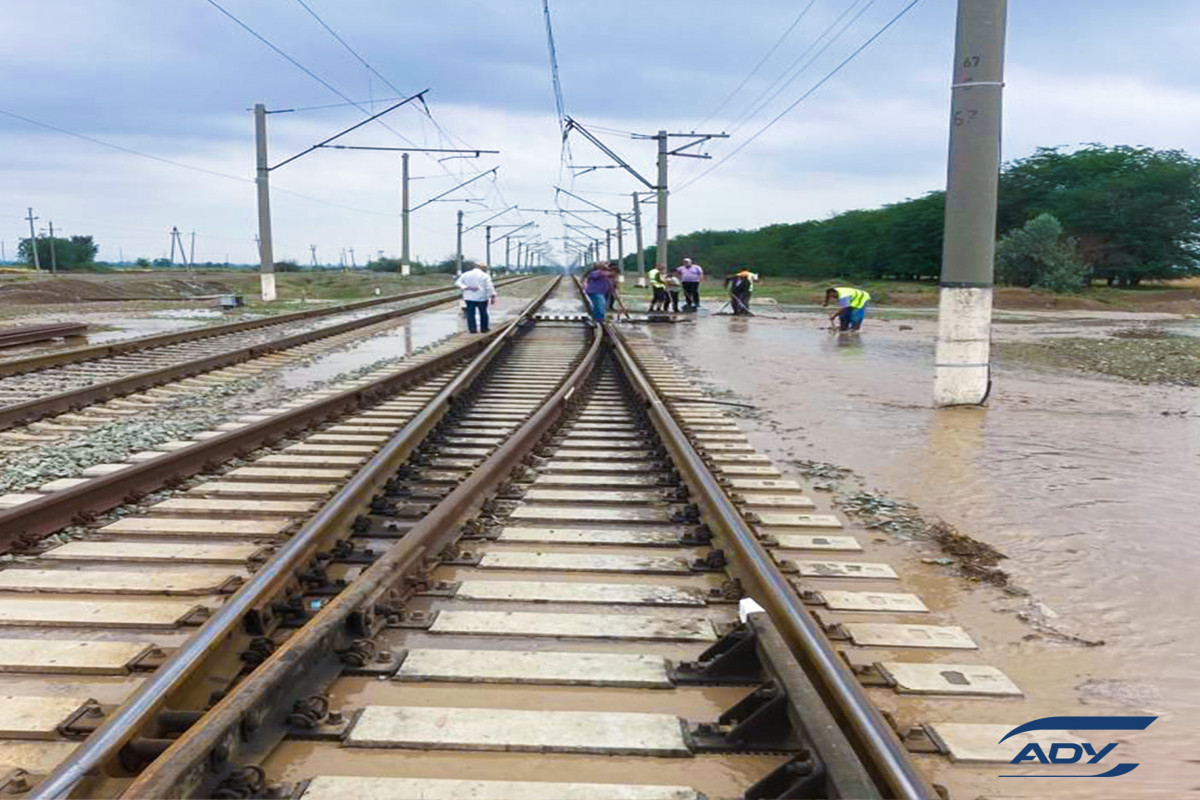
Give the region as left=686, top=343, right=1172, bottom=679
left=648, top=309, right=1200, bottom=797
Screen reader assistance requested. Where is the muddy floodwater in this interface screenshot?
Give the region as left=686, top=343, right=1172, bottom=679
left=647, top=306, right=1199, bottom=798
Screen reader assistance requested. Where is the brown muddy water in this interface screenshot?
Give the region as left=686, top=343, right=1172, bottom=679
left=644, top=308, right=1200, bottom=799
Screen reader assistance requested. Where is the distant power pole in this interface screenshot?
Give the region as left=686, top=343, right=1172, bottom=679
left=1, top=240, right=6, bottom=264
left=254, top=103, right=277, bottom=301
left=189, top=231, right=196, bottom=271
left=655, top=130, right=669, bottom=270
left=455, top=209, right=464, bottom=276
left=24, top=208, right=40, bottom=271
left=485, top=225, right=492, bottom=267
left=349, top=248, right=356, bottom=269
left=169, top=227, right=179, bottom=267
left=310, top=244, right=318, bottom=267
left=616, top=213, right=625, bottom=282
left=934, top=0, right=1008, bottom=407
left=605, top=228, right=612, bottom=263
left=400, top=152, right=411, bottom=275
left=46, top=221, right=58, bottom=273
left=339, top=250, right=346, bottom=272
left=632, top=193, right=645, bottom=286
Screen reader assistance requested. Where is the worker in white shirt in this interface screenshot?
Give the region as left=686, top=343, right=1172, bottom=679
left=454, top=264, right=497, bottom=333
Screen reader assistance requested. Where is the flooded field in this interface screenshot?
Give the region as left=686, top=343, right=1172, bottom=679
left=647, top=306, right=1199, bottom=798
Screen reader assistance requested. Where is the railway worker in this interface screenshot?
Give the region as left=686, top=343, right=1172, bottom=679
left=663, top=268, right=682, bottom=313
left=728, top=269, right=757, bottom=315
left=647, top=264, right=667, bottom=311
left=584, top=262, right=612, bottom=321
left=677, top=258, right=704, bottom=310
left=604, top=261, right=621, bottom=311
left=824, top=285, right=871, bottom=332
left=455, top=263, right=497, bottom=334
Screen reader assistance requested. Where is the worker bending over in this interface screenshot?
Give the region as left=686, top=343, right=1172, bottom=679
left=824, top=286, right=871, bottom=332
left=647, top=264, right=667, bottom=311
left=728, top=270, right=757, bottom=315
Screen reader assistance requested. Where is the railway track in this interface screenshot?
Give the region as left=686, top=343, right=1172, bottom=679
left=0, top=278, right=1026, bottom=799
left=0, top=277, right=529, bottom=439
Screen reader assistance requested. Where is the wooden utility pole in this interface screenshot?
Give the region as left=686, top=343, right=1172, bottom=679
left=934, top=0, right=1008, bottom=406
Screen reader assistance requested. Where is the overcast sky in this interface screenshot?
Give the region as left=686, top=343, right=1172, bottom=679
left=2, top=0, right=1199, bottom=267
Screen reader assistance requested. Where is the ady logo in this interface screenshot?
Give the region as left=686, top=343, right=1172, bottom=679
left=1000, top=716, right=1157, bottom=778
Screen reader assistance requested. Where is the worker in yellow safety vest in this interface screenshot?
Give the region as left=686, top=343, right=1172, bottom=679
left=647, top=266, right=667, bottom=312
left=823, top=286, right=871, bottom=332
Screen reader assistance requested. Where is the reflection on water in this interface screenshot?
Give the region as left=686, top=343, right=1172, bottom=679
left=279, top=309, right=465, bottom=387
left=650, top=310, right=1200, bottom=797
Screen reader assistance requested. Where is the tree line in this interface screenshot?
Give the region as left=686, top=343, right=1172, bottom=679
left=638, top=145, right=1200, bottom=288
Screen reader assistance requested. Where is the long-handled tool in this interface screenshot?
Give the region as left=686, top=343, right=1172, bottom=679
left=612, top=292, right=633, bottom=322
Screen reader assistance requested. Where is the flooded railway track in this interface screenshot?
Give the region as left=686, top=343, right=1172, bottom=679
left=0, top=279, right=1028, bottom=799
left=0, top=277, right=530, bottom=443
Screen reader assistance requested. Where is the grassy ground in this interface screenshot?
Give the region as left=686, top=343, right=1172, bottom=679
left=743, top=278, right=1200, bottom=313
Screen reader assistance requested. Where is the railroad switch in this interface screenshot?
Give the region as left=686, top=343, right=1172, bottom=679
left=687, top=682, right=805, bottom=754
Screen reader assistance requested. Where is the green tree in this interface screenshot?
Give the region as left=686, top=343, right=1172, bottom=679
left=998, top=145, right=1200, bottom=285
left=17, top=235, right=99, bottom=270
left=995, top=213, right=1088, bottom=292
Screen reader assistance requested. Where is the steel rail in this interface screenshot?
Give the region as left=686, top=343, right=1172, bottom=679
left=0, top=278, right=514, bottom=378
left=605, top=323, right=935, bottom=800
left=0, top=321, right=501, bottom=552
left=0, top=322, right=88, bottom=348
left=0, top=278, right=531, bottom=431
left=32, top=278, right=574, bottom=800
left=116, top=305, right=603, bottom=799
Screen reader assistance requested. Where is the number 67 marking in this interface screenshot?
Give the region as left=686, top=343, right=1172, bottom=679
left=953, top=109, right=979, bottom=126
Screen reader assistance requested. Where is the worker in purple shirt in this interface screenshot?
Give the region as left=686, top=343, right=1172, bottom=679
left=583, top=263, right=612, bottom=321
left=678, top=258, right=704, bottom=311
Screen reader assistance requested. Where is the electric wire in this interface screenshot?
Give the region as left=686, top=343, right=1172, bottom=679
left=729, top=0, right=882, bottom=138
left=695, top=0, right=820, bottom=129
left=677, top=0, right=925, bottom=192
left=0, top=106, right=399, bottom=219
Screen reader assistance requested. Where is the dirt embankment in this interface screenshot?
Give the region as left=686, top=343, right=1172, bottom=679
left=0, top=277, right=232, bottom=304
